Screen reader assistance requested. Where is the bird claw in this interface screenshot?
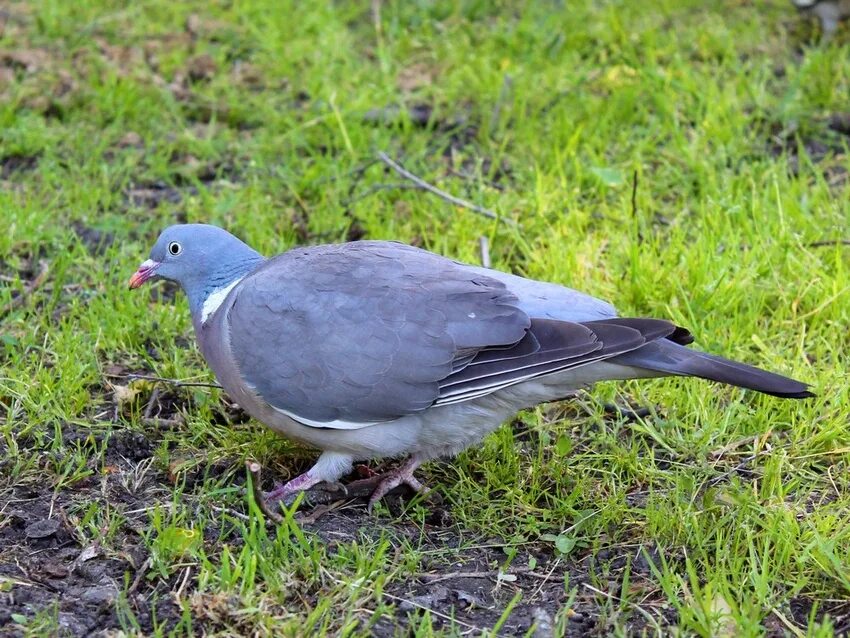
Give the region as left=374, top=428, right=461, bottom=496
left=366, top=468, right=429, bottom=514
left=247, top=458, right=431, bottom=520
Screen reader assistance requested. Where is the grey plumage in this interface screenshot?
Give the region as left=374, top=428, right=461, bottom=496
left=228, top=242, right=529, bottom=423
left=130, top=224, right=813, bottom=509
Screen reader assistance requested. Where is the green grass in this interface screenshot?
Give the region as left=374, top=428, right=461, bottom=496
left=1, top=0, right=849, bottom=635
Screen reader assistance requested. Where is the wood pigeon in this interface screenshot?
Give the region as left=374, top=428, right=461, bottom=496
left=129, top=224, right=813, bottom=512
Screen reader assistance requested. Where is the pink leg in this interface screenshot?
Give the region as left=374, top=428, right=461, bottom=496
left=368, top=455, right=428, bottom=512
left=264, top=471, right=323, bottom=505
left=263, top=451, right=352, bottom=508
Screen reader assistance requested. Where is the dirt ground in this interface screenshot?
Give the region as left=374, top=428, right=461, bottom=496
left=2, top=392, right=847, bottom=636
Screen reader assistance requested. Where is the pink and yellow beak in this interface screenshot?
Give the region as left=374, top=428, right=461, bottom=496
left=128, top=259, right=160, bottom=289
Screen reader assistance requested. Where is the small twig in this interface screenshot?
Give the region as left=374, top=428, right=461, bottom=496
left=417, top=567, right=533, bottom=586
left=246, top=461, right=283, bottom=524
left=376, top=151, right=518, bottom=226
left=12, top=565, right=58, bottom=592
left=143, top=386, right=161, bottom=420
left=140, top=416, right=184, bottom=429
left=295, top=502, right=338, bottom=525
left=479, top=236, right=491, bottom=268
left=125, top=374, right=222, bottom=389
left=0, top=260, right=49, bottom=317
left=128, top=557, right=152, bottom=595
left=527, top=558, right=562, bottom=602
left=807, top=239, right=850, bottom=248
left=174, top=565, right=193, bottom=599
left=771, top=607, right=806, bottom=638
left=209, top=504, right=251, bottom=522
left=827, top=465, right=841, bottom=499
left=418, top=570, right=493, bottom=583
left=0, top=575, right=34, bottom=588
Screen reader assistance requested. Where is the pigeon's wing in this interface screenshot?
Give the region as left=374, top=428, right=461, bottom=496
left=226, top=242, right=531, bottom=425
left=226, top=242, right=710, bottom=428
left=434, top=317, right=683, bottom=405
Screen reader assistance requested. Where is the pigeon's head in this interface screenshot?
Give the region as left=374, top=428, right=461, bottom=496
left=129, top=224, right=263, bottom=302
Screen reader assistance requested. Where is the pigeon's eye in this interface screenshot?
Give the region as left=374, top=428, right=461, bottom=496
left=168, top=241, right=182, bottom=256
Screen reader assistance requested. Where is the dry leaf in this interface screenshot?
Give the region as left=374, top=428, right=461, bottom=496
left=110, top=379, right=151, bottom=406
left=111, top=383, right=141, bottom=405
left=75, top=545, right=101, bottom=564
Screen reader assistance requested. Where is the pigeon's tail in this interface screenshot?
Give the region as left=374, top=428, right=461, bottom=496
left=611, top=339, right=814, bottom=399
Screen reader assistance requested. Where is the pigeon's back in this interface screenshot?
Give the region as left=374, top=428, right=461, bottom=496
left=282, top=240, right=618, bottom=323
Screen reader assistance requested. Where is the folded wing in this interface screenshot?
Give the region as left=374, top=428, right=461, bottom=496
left=226, top=242, right=531, bottom=425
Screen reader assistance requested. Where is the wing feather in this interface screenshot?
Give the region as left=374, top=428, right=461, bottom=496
left=226, top=242, right=530, bottom=424
left=224, top=242, right=687, bottom=429
left=433, top=319, right=677, bottom=405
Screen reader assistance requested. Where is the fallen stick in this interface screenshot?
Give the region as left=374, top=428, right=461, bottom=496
left=246, top=461, right=283, bottom=524
left=127, top=557, right=152, bottom=596
left=376, top=151, right=518, bottom=226
left=124, top=374, right=222, bottom=389
left=143, top=386, right=161, bottom=420
left=807, top=239, right=850, bottom=248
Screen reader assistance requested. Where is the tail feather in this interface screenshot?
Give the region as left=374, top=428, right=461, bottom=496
left=610, top=340, right=814, bottom=399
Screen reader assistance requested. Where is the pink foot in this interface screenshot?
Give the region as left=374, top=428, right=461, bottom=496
left=261, top=451, right=353, bottom=510
left=264, top=471, right=322, bottom=507
left=368, top=456, right=428, bottom=512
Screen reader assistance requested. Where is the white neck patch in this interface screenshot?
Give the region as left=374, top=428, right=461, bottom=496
left=200, top=278, right=243, bottom=324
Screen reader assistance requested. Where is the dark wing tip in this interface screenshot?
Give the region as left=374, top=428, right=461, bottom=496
left=742, top=373, right=814, bottom=400
left=768, top=387, right=815, bottom=399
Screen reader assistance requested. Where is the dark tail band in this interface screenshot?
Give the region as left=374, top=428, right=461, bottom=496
left=611, top=340, right=814, bottom=399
